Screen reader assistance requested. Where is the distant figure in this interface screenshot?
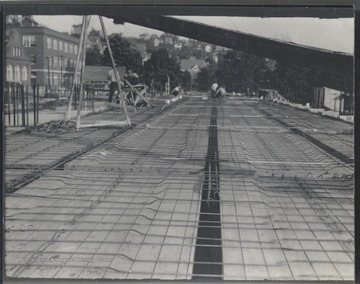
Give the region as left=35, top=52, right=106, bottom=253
left=107, top=68, right=122, bottom=103
left=124, top=69, right=140, bottom=104
left=124, top=68, right=139, bottom=86
left=211, top=83, right=218, bottom=98
left=216, top=86, right=227, bottom=98
left=171, top=86, right=181, bottom=97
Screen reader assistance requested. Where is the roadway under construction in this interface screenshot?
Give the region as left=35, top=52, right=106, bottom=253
left=5, top=95, right=354, bottom=280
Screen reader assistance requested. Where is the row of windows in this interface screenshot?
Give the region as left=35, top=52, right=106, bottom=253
left=47, top=37, right=78, bottom=54
left=22, top=35, right=79, bottom=56
left=12, top=47, right=21, bottom=57
left=46, top=56, right=76, bottom=68
left=47, top=73, right=64, bottom=86
left=6, top=65, right=28, bottom=82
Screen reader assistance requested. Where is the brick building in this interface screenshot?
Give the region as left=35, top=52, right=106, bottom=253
left=5, top=29, right=31, bottom=86
left=7, top=19, right=80, bottom=91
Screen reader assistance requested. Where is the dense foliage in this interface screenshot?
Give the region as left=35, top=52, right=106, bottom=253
left=143, top=48, right=181, bottom=90
left=85, top=46, right=103, bottom=66
left=102, top=34, right=143, bottom=74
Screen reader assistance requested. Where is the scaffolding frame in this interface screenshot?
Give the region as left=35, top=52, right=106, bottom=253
left=63, top=15, right=131, bottom=130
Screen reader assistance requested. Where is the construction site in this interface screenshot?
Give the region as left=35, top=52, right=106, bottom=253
left=3, top=8, right=355, bottom=282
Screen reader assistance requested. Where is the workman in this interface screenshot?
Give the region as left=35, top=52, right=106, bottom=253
left=124, top=69, right=139, bottom=85
left=171, top=86, right=181, bottom=97
left=211, top=82, right=218, bottom=98
left=216, top=86, right=227, bottom=98
left=107, top=67, right=123, bottom=103
left=124, top=68, right=140, bottom=104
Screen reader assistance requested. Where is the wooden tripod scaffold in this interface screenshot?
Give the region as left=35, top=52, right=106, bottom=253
left=63, top=15, right=133, bottom=130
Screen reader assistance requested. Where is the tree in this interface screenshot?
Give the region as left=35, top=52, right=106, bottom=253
left=195, top=61, right=219, bottom=92
left=144, top=48, right=181, bottom=91
left=86, top=46, right=103, bottom=66
left=216, top=50, right=264, bottom=93
left=102, top=34, right=143, bottom=74
left=308, top=69, right=353, bottom=94
left=272, top=62, right=312, bottom=103
left=182, top=70, right=192, bottom=90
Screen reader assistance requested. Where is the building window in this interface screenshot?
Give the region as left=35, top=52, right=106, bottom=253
left=64, top=42, right=68, bottom=53
left=23, top=35, right=36, bottom=47
left=12, top=47, right=16, bottom=56
left=22, top=66, right=27, bottom=81
left=17, top=48, right=21, bottom=57
left=14, top=65, right=20, bottom=81
left=54, top=56, right=58, bottom=67
left=31, top=55, right=36, bottom=65
left=47, top=57, right=52, bottom=66
left=69, top=44, right=73, bottom=54
left=64, top=58, right=69, bottom=67
left=31, top=71, right=36, bottom=85
left=53, top=74, right=58, bottom=86
left=7, top=65, right=13, bottom=81
left=47, top=74, right=52, bottom=86
left=47, top=37, right=52, bottom=49
left=59, top=41, right=63, bottom=51
left=74, top=45, right=78, bottom=55
left=53, top=39, right=58, bottom=50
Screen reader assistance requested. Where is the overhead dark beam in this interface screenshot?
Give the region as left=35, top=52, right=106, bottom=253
left=113, top=15, right=353, bottom=78
left=3, top=4, right=354, bottom=18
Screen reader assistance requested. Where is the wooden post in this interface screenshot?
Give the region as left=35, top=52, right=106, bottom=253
left=12, top=83, right=16, bottom=126
left=36, top=84, right=40, bottom=124
left=130, top=91, right=137, bottom=112
left=64, top=16, right=88, bottom=122
left=16, top=84, right=19, bottom=126
left=7, top=84, right=11, bottom=125
left=167, top=75, right=170, bottom=96
left=76, top=15, right=91, bottom=130
left=99, top=15, right=131, bottom=127
left=26, top=85, right=29, bottom=127
left=21, top=85, right=26, bottom=127
left=33, top=85, right=36, bottom=126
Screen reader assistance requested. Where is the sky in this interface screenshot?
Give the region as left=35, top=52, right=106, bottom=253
left=32, top=15, right=354, bottom=54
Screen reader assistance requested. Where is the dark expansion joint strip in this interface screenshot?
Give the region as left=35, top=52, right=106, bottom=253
left=193, top=106, right=223, bottom=279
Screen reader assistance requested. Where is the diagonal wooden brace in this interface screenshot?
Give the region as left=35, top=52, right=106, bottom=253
left=124, top=79, right=149, bottom=105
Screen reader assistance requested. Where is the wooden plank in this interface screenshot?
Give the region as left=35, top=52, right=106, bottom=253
left=78, top=120, right=129, bottom=128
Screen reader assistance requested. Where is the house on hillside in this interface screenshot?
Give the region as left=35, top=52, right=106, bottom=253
left=174, top=42, right=183, bottom=50
left=87, top=29, right=104, bottom=51
left=204, top=44, right=212, bottom=53
left=164, top=36, right=173, bottom=45
left=153, top=38, right=163, bottom=47
left=132, top=42, right=151, bottom=64
left=180, top=56, right=208, bottom=82
left=139, top=33, right=150, bottom=40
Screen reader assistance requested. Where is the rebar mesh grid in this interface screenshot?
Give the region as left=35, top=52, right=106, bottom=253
left=5, top=96, right=353, bottom=280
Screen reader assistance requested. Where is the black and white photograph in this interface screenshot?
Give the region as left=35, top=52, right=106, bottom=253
left=3, top=3, right=355, bottom=282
